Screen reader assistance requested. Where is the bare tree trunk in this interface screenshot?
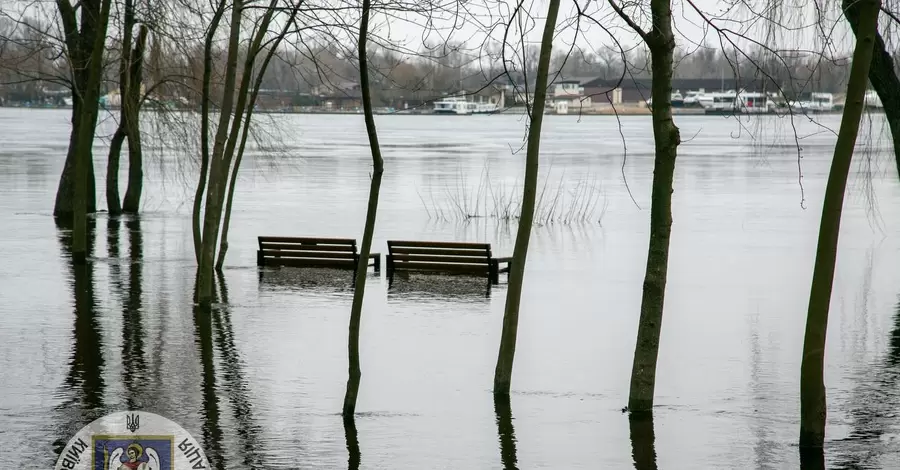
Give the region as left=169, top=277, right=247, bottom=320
left=343, top=0, right=384, bottom=416
left=195, top=0, right=243, bottom=306
left=122, top=25, right=149, bottom=214
left=843, top=0, right=900, bottom=177
left=72, top=0, right=113, bottom=263
left=54, top=0, right=102, bottom=219
left=105, top=0, right=135, bottom=215
left=799, top=0, right=879, bottom=449
left=609, top=0, right=681, bottom=412
left=193, top=0, right=228, bottom=264
left=56, top=98, right=84, bottom=218
left=106, top=128, right=125, bottom=214
left=217, top=6, right=300, bottom=271
left=492, top=0, right=561, bottom=396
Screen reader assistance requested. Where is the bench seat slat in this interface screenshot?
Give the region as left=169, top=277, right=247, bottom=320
left=266, top=258, right=357, bottom=268
left=388, top=247, right=489, bottom=256
left=260, top=250, right=357, bottom=259
left=391, top=254, right=489, bottom=264
left=391, top=262, right=490, bottom=274
left=388, top=240, right=490, bottom=250
left=259, top=236, right=356, bottom=245
left=260, top=242, right=356, bottom=252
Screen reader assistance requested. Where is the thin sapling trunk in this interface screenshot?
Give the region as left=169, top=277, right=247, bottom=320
left=609, top=0, right=682, bottom=412
left=343, top=0, right=385, bottom=416
left=193, top=0, right=228, bottom=264
left=799, top=0, right=879, bottom=449
left=217, top=5, right=300, bottom=271
left=493, top=0, right=561, bottom=396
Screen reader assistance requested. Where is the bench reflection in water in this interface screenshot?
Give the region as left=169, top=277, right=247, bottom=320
left=257, top=266, right=373, bottom=294
left=386, top=273, right=495, bottom=301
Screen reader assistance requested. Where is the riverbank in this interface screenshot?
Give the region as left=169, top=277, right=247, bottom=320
left=0, top=103, right=867, bottom=117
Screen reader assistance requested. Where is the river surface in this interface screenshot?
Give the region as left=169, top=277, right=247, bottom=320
left=1, top=107, right=900, bottom=469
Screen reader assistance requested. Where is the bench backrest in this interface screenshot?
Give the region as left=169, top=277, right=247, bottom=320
left=258, top=236, right=358, bottom=268
left=387, top=240, right=493, bottom=275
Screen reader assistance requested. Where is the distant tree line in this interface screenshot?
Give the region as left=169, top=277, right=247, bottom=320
left=4, top=13, right=894, bottom=109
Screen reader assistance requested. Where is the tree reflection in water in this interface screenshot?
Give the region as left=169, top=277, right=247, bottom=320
left=193, top=302, right=224, bottom=469
left=210, top=272, right=266, bottom=469
left=799, top=447, right=825, bottom=470
left=54, top=216, right=105, bottom=452
left=494, top=395, right=518, bottom=470
left=629, top=412, right=658, bottom=470
left=343, top=415, right=361, bottom=470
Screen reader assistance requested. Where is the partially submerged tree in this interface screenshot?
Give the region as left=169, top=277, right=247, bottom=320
left=55, top=0, right=114, bottom=222
left=799, top=0, right=880, bottom=450
left=343, top=0, right=385, bottom=417
left=67, top=0, right=114, bottom=262
left=193, top=0, right=298, bottom=305
left=106, top=0, right=149, bottom=214
left=493, top=0, right=562, bottom=396
left=608, top=0, right=681, bottom=411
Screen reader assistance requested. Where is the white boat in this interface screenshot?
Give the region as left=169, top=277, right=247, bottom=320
left=683, top=89, right=713, bottom=108
left=433, top=96, right=472, bottom=115
left=788, top=92, right=835, bottom=112
left=472, top=102, right=498, bottom=114
left=735, top=91, right=776, bottom=113
left=705, top=90, right=738, bottom=111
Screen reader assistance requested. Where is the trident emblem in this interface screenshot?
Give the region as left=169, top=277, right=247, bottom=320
left=125, top=413, right=140, bottom=433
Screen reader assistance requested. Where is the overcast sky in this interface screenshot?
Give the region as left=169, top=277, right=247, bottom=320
left=372, top=0, right=871, bottom=62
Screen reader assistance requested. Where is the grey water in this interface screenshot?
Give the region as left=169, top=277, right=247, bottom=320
left=2, top=107, right=900, bottom=468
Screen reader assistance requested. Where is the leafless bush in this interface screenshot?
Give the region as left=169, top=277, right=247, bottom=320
left=417, top=164, right=607, bottom=226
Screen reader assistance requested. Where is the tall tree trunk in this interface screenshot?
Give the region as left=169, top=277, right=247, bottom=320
left=54, top=0, right=101, bottom=219
left=122, top=26, right=149, bottom=213
left=843, top=0, right=900, bottom=177
left=799, top=0, right=879, bottom=449
left=106, top=0, right=135, bottom=215
left=217, top=4, right=299, bottom=271
left=193, top=0, right=228, bottom=264
left=343, top=0, right=384, bottom=416
left=623, top=0, right=681, bottom=412
left=54, top=96, right=98, bottom=218
left=106, top=128, right=125, bottom=214
left=195, top=0, right=243, bottom=306
left=72, top=0, right=112, bottom=263
left=492, top=0, right=561, bottom=396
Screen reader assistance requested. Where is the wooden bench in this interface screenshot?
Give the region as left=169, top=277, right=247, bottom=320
left=386, top=240, right=511, bottom=284
left=257, top=237, right=380, bottom=272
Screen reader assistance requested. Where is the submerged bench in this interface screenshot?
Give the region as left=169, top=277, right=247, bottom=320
left=257, top=237, right=380, bottom=272
left=386, top=240, right=511, bottom=284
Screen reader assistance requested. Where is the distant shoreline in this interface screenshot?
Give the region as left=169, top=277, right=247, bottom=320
left=0, top=105, right=875, bottom=117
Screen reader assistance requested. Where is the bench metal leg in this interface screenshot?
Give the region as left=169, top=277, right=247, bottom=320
left=257, top=250, right=265, bottom=266
left=373, top=254, right=381, bottom=273
left=386, top=255, right=394, bottom=286
left=489, top=260, right=499, bottom=285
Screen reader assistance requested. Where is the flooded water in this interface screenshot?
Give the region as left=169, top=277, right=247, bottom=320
left=2, top=107, right=900, bottom=468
